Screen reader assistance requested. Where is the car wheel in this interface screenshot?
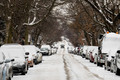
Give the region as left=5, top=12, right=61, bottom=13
left=116, top=68, right=120, bottom=75
left=104, top=65, right=106, bottom=70
left=21, top=72, right=25, bottom=75
left=97, top=62, right=99, bottom=66
left=110, top=69, right=113, bottom=73
left=21, top=70, right=26, bottom=75
left=40, top=60, right=42, bottom=63
left=8, top=77, right=11, bottom=80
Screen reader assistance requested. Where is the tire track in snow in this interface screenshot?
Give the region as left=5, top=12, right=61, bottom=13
left=71, top=54, right=104, bottom=80
left=63, top=54, right=70, bottom=80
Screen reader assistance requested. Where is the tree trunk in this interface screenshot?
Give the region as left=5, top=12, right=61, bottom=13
left=5, top=19, right=13, bottom=43
left=83, top=30, right=91, bottom=45
left=25, top=27, right=29, bottom=45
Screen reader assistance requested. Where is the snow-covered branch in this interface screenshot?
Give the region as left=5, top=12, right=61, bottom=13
left=23, top=0, right=56, bottom=26
left=85, top=0, right=113, bottom=27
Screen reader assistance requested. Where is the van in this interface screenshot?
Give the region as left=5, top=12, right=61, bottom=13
left=1, top=44, right=28, bottom=75
left=98, top=33, right=120, bottom=68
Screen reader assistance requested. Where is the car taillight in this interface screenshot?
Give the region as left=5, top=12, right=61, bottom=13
left=101, top=55, right=103, bottom=58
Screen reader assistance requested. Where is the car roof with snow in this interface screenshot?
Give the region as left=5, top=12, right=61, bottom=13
left=102, top=33, right=120, bottom=54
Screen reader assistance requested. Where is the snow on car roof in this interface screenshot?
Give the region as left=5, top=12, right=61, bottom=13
left=102, top=33, right=120, bottom=55
left=1, top=43, right=23, bottom=48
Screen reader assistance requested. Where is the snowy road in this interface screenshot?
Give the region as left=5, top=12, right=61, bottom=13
left=12, top=48, right=120, bottom=80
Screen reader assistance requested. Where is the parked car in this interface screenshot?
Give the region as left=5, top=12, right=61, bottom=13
left=1, top=50, right=15, bottom=80
left=100, top=33, right=120, bottom=70
left=0, top=48, right=14, bottom=80
left=40, top=45, right=52, bottom=55
left=85, top=46, right=91, bottom=59
left=74, top=47, right=80, bottom=55
left=111, top=50, right=120, bottom=75
left=23, top=45, right=42, bottom=65
left=35, top=47, right=43, bottom=63
left=1, top=44, right=28, bottom=75
left=51, top=46, right=57, bottom=54
left=97, top=33, right=111, bottom=67
left=79, top=46, right=83, bottom=56
left=68, top=46, right=74, bottom=53
left=81, top=46, right=88, bottom=58
left=89, top=46, right=98, bottom=63
left=94, top=53, right=98, bottom=64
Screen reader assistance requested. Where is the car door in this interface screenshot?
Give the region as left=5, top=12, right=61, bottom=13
left=0, top=52, right=6, bottom=80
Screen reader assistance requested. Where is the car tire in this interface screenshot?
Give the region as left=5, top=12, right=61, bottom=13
left=8, top=77, right=11, bottom=80
left=104, top=65, right=106, bottom=70
left=97, top=62, right=99, bottom=66
left=21, top=72, right=26, bottom=75
left=40, top=60, right=42, bottom=63
left=116, top=68, right=120, bottom=75
left=21, top=69, right=26, bottom=75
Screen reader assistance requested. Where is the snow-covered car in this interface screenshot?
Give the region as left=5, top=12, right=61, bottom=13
left=100, top=33, right=120, bottom=70
left=0, top=49, right=14, bottom=80
left=85, top=46, right=91, bottom=59
left=98, top=33, right=120, bottom=68
left=51, top=46, right=57, bottom=54
left=1, top=44, right=28, bottom=75
left=23, top=45, right=42, bottom=65
left=35, top=47, right=42, bottom=63
left=89, top=46, right=98, bottom=63
left=79, top=46, right=83, bottom=56
left=81, top=46, right=88, bottom=58
left=74, top=47, right=79, bottom=54
left=40, top=45, right=52, bottom=55
left=68, top=46, right=74, bottom=53
left=1, top=49, right=15, bottom=80
left=112, top=50, right=120, bottom=75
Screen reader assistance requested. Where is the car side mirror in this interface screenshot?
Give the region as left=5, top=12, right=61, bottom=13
left=37, top=51, right=40, bottom=53
left=11, top=59, right=14, bottom=62
left=106, top=55, right=109, bottom=57
left=111, top=56, right=114, bottom=59
left=117, top=50, right=120, bottom=54
left=25, top=52, right=29, bottom=55
left=99, top=34, right=103, bottom=39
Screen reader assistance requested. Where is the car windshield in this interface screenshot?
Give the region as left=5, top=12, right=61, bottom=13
left=23, top=46, right=36, bottom=55
left=41, top=48, right=48, bottom=51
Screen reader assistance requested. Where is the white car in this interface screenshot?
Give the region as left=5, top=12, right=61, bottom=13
left=1, top=44, right=28, bottom=75
left=111, top=50, right=120, bottom=75
left=0, top=48, right=14, bottom=80
left=68, top=46, right=74, bottom=53
left=51, top=46, right=57, bottom=54
left=40, top=45, right=52, bottom=55
left=81, top=46, right=89, bottom=58
left=2, top=50, right=14, bottom=80
left=35, top=47, right=43, bottom=63
left=23, top=45, right=42, bottom=65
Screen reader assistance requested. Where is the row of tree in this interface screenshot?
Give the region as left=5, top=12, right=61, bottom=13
left=66, top=0, right=120, bottom=46
left=0, top=0, right=66, bottom=46
left=1, top=0, right=120, bottom=46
